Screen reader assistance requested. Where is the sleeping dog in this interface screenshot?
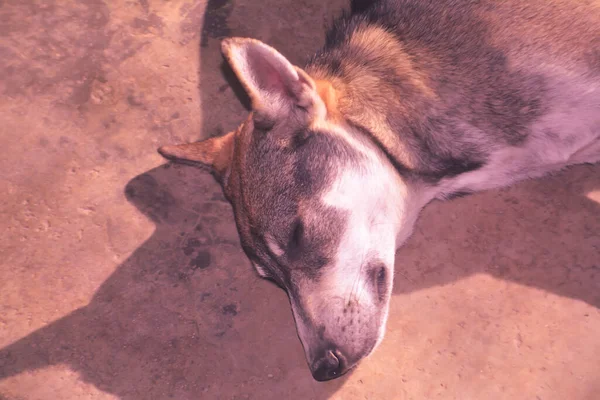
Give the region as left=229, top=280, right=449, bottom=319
left=159, top=0, right=600, bottom=381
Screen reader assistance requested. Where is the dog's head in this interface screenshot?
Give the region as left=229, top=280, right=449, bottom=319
left=159, top=38, right=414, bottom=381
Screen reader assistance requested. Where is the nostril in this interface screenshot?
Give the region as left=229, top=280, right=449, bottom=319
left=325, top=350, right=340, bottom=372
left=312, top=350, right=345, bottom=381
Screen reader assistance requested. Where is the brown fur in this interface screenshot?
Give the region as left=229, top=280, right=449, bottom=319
left=307, top=25, right=434, bottom=170
left=314, top=79, right=340, bottom=121
left=158, top=131, right=235, bottom=181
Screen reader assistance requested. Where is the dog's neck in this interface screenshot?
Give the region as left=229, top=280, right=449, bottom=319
left=306, top=77, right=436, bottom=252
left=306, top=26, right=436, bottom=182
left=306, top=28, right=440, bottom=233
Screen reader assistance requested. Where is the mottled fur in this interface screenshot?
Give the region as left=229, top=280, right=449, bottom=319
left=159, top=0, right=600, bottom=381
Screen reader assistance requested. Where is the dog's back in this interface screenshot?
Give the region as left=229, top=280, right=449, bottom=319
left=307, top=0, right=600, bottom=193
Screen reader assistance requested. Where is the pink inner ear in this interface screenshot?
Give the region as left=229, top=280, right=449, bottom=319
left=246, top=45, right=299, bottom=99
left=256, top=56, right=286, bottom=91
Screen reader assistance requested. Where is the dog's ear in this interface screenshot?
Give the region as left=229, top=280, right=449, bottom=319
left=158, top=131, right=234, bottom=182
left=221, top=37, right=318, bottom=119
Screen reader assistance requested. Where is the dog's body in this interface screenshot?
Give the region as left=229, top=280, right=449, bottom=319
left=159, top=0, right=600, bottom=381
left=306, top=0, right=600, bottom=195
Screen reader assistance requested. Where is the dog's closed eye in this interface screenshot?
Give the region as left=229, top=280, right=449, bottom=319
left=286, top=218, right=306, bottom=260
left=289, top=219, right=304, bottom=247
left=369, top=264, right=387, bottom=303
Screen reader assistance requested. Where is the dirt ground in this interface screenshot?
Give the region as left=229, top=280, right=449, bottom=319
left=1, top=1, right=599, bottom=399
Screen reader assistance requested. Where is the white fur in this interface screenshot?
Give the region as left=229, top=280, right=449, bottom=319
left=310, top=135, right=420, bottom=351
left=265, top=236, right=285, bottom=257
left=250, top=261, right=270, bottom=278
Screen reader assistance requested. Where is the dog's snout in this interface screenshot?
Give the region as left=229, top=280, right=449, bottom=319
left=311, top=349, right=347, bottom=381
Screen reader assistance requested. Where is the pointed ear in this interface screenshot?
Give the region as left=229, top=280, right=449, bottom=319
left=158, top=131, right=235, bottom=182
left=221, top=37, right=318, bottom=118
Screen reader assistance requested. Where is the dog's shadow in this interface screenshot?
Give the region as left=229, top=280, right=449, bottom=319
left=2, top=162, right=596, bottom=400
left=0, top=163, right=348, bottom=399
left=392, top=163, right=600, bottom=308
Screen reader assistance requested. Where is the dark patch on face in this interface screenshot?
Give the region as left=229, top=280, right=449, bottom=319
left=282, top=209, right=340, bottom=275
left=190, top=251, right=212, bottom=270
left=229, top=118, right=358, bottom=286
left=200, top=0, right=233, bottom=48
left=222, top=304, right=238, bottom=316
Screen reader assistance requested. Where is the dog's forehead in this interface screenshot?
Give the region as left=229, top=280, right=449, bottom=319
left=231, top=119, right=363, bottom=274
left=243, top=122, right=359, bottom=209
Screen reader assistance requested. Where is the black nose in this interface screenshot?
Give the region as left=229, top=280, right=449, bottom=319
left=311, top=350, right=346, bottom=381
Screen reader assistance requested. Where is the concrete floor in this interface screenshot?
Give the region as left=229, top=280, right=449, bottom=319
left=0, top=1, right=599, bottom=399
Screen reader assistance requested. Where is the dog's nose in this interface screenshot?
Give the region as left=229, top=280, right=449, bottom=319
left=311, top=349, right=346, bottom=381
